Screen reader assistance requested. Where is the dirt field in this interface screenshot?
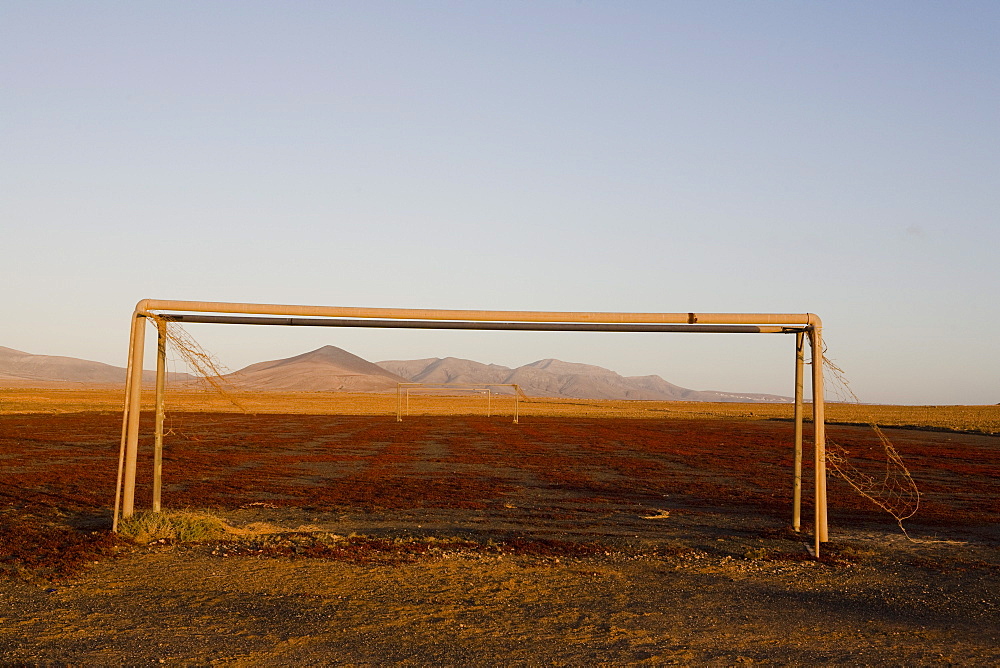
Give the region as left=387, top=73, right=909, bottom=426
left=4, top=386, right=998, bottom=433
left=1, top=398, right=999, bottom=664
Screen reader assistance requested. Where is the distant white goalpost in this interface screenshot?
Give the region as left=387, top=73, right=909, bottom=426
left=114, top=300, right=828, bottom=555
left=396, top=382, right=524, bottom=423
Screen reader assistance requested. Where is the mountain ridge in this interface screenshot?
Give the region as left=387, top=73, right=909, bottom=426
left=0, top=344, right=791, bottom=402
left=376, top=354, right=790, bottom=403
left=0, top=346, right=193, bottom=386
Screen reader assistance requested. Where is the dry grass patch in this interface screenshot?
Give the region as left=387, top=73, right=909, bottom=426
left=117, top=510, right=234, bottom=544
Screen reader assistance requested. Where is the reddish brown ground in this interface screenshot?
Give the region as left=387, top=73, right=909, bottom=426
left=3, top=412, right=998, bottom=533
left=2, top=412, right=998, bottom=664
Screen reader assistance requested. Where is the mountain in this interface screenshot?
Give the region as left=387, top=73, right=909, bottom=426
left=0, top=346, right=193, bottom=386
left=224, top=345, right=407, bottom=392
left=506, top=359, right=697, bottom=400
left=377, top=356, right=791, bottom=403
left=377, top=357, right=513, bottom=386
left=1, top=344, right=790, bottom=402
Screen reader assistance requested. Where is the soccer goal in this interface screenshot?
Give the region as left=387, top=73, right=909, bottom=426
left=396, top=383, right=524, bottom=422
left=113, top=300, right=828, bottom=555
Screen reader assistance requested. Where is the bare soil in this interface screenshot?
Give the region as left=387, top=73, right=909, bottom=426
left=1, top=412, right=998, bottom=665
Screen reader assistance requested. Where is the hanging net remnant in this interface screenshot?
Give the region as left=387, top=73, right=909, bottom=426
left=160, top=319, right=251, bottom=414
left=821, top=354, right=920, bottom=534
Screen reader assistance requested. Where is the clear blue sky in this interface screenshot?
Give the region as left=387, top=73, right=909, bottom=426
left=2, top=1, right=997, bottom=404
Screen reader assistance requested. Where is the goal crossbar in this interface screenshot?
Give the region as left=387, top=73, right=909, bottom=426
left=159, top=313, right=804, bottom=334
left=115, top=299, right=828, bottom=556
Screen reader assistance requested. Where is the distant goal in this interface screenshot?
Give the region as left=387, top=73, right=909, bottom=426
left=396, top=383, right=525, bottom=423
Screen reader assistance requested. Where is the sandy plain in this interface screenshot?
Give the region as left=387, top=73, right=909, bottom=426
left=1, top=390, right=998, bottom=665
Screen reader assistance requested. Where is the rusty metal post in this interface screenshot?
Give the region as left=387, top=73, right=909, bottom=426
left=112, top=313, right=139, bottom=532
left=152, top=318, right=167, bottom=512
left=396, top=384, right=402, bottom=422
left=121, top=312, right=147, bottom=519
left=792, top=331, right=805, bottom=532
left=809, top=321, right=828, bottom=557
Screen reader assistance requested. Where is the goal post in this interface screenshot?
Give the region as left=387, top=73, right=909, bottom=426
left=113, top=299, right=827, bottom=555
left=396, top=383, right=523, bottom=422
